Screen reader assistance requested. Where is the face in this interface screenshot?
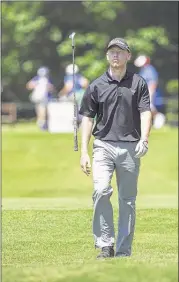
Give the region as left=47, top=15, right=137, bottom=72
left=106, top=46, right=131, bottom=68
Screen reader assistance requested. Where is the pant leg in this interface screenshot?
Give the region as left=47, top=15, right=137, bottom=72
left=115, top=141, right=140, bottom=256
left=92, top=140, right=116, bottom=249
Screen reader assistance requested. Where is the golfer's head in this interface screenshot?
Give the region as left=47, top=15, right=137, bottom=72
left=106, top=38, right=131, bottom=68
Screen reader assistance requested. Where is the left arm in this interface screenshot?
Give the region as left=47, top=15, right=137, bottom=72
left=138, top=78, right=152, bottom=141
left=140, top=110, right=152, bottom=141
left=135, top=79, right=152, bottom=158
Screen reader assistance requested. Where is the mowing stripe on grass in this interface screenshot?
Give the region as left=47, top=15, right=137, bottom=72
left=2, top=194, right=178, bottom=210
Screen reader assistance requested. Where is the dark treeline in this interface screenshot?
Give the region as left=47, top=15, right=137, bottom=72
left=2, top=1, right=178, bottom=102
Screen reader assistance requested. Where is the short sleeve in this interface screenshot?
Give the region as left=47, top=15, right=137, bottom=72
left=64, top=75, right=72, bottom=83
left=138, top=79, right=151, bottom=112
left=79, top=85, right=98, bottom=118
left=64, top=74, right=81, bottom=83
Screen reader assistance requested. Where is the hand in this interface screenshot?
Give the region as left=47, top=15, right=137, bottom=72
left=134, top=139, right=148, bottom=158
left=80, top=152, right=91, bottom=176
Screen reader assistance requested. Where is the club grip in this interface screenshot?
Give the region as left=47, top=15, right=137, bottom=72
left=74, top=133, right=78, bottom=151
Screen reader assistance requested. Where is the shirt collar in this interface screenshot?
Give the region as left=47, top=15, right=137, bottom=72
left=105, top=69, right=129, bottom=82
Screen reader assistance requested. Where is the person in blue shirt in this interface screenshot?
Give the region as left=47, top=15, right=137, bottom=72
left=61, top=64, right=89, bottom=98
left=59, top=64, right=89, bottom=126
left=134, top=55, right=165, bottom=128
left=26, top=66, right=54, bottom=130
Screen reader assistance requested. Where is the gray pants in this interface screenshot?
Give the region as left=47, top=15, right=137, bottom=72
left=92, top=139, right=140, bottom=256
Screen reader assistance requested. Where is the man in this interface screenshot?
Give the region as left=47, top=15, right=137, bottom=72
left=59, top=64, right=89, bottom=98
left=79, top=38, right=152, bottom=259
left=59, top=64, right=89, bottom=126
left=26, top=66, right=54, bottom=130
left=134, top=55, right=166, bottom=128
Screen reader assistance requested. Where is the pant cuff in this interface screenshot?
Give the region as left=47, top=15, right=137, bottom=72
left=94, top=237, right=114, bottom=249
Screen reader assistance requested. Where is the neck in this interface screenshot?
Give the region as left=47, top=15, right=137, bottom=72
left=109, top=66, right=127, bottom=82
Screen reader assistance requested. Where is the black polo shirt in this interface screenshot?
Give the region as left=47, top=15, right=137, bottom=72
left=79, top=70, right=150, bottom=142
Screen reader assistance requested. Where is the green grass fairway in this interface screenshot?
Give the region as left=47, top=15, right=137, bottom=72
left=2, top=124, right=178, bottom=198
left=2, top=123, right=178, bottom=282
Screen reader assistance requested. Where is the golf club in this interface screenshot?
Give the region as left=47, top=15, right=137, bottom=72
left=69, top=32, right=78, bottom=151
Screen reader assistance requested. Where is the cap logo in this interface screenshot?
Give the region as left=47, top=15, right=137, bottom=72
left=107, top=38, right=130, bottom=51
left=118, top=41, right=125, bottom=45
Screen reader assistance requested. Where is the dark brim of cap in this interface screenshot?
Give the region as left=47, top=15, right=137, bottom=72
left=107, top=43, right=130, bottom=52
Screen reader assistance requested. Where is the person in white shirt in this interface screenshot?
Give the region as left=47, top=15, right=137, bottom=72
left=26, top=67, right=54, bottom=130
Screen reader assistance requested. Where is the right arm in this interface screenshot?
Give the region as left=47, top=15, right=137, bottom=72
left=80, top=116, right=94, bottom=175
left=59, top=81, right=73, bottom=97
left=81, top=116, right=94, bottom=154
left=79, top=84, right=98, bottom=175
left=26, top=81, right=37, bottom=90
left=26, top=77, right=37, bottom=90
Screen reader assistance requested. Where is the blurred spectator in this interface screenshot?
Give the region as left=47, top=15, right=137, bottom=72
left=59, top=64, right=89, bottom=126
left=134, top=55, right=166, bottom=129
left=59, top=64, right=88, bottom=100
left=26, top=67, right=55, bottom=130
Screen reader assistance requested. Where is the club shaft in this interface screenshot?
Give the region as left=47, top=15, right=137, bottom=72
left=70, top=32, right=78, bottom=151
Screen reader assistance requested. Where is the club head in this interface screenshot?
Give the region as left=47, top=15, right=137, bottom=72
left=69, top=32, right=76, bottom=39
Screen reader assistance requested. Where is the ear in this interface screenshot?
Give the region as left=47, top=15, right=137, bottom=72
left=127, top=52, right=132, bottom=61
left=106, top=53, right=109, bottom=62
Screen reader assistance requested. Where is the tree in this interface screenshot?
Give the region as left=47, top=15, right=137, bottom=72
left=1, top=1, right=178, bottom=101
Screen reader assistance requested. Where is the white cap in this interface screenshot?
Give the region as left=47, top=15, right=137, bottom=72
left=134, top=55, right=148, bottom=67
left=65, top=64, right=79, bottom=75
left=37, top=67, right=49, bottom=77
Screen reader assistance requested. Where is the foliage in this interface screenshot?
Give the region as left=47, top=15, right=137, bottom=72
left=166, top=79, right=178, bottom=94
left=125, top=27, right=169, bottom=55
left=2, top=2, right=46, bottom=82
left=57, top=32, right=110, bottom=80
left=58, top=26, right=170, bottom=80
left=1, top=1, right=178, bottom=100
left=83, top=1, right=125, bottom=20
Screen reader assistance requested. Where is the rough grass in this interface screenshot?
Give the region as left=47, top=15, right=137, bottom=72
left=2, top=209, right=178, bottom=282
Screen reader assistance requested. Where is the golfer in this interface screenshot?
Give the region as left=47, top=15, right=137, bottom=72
left=79, top=38, right=152, bottom=259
